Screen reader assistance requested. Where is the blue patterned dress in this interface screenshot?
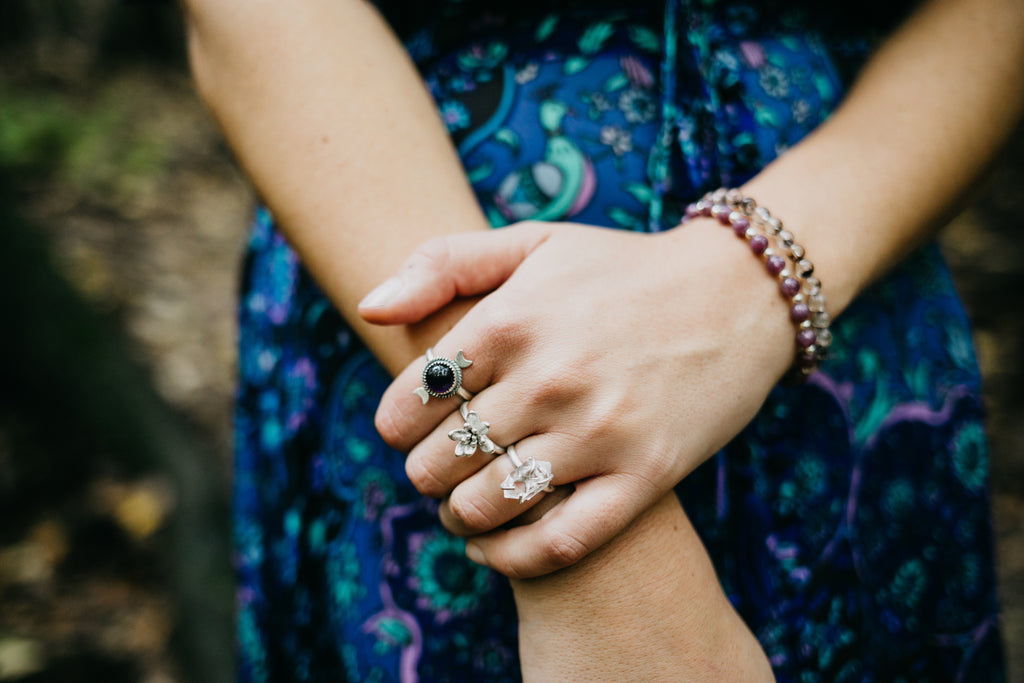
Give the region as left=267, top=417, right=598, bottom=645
left=233, top=1, right=1006, bottom=680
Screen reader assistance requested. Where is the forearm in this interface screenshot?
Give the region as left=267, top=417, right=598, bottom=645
left=742, top=0, right=1024, bottom=316
left=512, top=492, right=773, bottom=682
left=184, top=0, right=488, bottom=373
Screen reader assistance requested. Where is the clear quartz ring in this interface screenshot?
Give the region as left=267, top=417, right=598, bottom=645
left=413, top=348, right=473, bottom=404
left=500, top=444, right=554, bottom=504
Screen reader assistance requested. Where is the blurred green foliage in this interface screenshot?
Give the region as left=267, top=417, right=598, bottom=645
left=0, top=84, right=171, bottom=196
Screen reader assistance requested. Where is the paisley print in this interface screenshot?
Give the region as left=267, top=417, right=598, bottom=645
left=234, top=2, right=1004, bottom=681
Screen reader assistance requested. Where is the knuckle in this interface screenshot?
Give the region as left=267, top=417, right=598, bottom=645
left=539, top=529, right=590, bottom=571
left=374, top=405, right=406, bottom=449
left=491, top=557, right=529, bottom=581
left=483, top=546, right=531, bottom=580
left=447, top=491, right=496, bottom=533
left=407, top=236, right=452, bottom=273
left=474, top=304, right=524, bottom=350
left=578, top=391, right=633, bottom=442
left=404, top=457, right=448, bottom=498
left=522, top=370, right=572, bottom=406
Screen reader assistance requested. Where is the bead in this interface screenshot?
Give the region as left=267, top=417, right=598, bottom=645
left=797, top=329, right=817, bottom=347
left=730, top=213, right=749, bottom=231
left=712, top=204, right=731, bottom=225
left=696, top=188, right=830, bottom=380
left=780, top=277, right=801, bottom=297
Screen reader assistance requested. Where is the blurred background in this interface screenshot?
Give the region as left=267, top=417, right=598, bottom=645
left=0, top=1, right=1020, bottom=682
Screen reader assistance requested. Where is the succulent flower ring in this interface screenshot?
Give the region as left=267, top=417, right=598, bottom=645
left=448, top=402, right=497, bottom=457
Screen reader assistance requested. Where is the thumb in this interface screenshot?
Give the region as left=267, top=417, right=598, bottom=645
left=358, top=222, right=552, bottom=325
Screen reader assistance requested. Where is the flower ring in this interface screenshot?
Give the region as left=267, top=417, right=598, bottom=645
left=448, top=402, right=497, bottom=457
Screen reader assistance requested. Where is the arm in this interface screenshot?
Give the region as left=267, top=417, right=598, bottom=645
left=743, top=0, right=1024, bottom=314
left=512, top=491, right=774, bottom=682
left=369, top=0, right=1024, bottom=577
left=185, top=2, right=771, bottom=675
left=184, top=0, right=489, bottom=374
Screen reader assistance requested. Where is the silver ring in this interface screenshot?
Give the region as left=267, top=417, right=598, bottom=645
left=448, top=402, right=497, bottom=457
left=413, top=347, right=473, bottom=405
left=500, top=444, right=554, bottom=503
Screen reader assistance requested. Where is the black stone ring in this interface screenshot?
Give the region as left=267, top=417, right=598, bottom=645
left=413, top=348, right=473, bottom=405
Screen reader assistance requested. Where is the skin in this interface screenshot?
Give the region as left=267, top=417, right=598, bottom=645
left=367, top=0, right=1024, bottom=578
left=185, top=0, right=1024, bottom=678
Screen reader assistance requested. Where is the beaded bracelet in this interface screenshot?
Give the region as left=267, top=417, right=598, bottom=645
left=682, top=188, right=832, bottom=378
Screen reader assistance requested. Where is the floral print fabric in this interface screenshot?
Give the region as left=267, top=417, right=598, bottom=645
left=234, top=2, right=1005, bottom=681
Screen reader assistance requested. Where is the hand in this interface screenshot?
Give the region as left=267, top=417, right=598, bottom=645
left=361, top=219, right=795, bottom=578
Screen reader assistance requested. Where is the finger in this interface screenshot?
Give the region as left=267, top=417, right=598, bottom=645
left=404, top=382, right=551, bottom=496
left=358, top=222, right=551, bottom=325
left=463, top=474, right=650, bottom=579
left=374, top=338, right=499, bottom=452
left=437, top=432, right=597, bottom=537
left=438, top=456, right=552, bottom=537
left=512, top=484, right=573, bottom=526
left=403, top=402, right=497, bottom=498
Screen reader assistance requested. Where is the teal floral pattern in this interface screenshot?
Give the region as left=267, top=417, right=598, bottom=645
left=234, top=2, right=1004, bottom=681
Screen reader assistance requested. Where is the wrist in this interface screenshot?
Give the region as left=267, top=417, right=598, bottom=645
left=685, top=189, right=834, bottom=378
left=661, top=217, right=800, bottom=385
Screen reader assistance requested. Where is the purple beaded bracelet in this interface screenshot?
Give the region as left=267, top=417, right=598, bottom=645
left=683, top=188, right=832, bottom=378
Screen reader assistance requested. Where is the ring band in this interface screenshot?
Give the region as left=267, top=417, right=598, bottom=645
left=413, top=348, right=473, bottom=404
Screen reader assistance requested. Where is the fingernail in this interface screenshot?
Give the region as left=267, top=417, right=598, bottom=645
left=465, top=542, right=486, bottom=565
left=359, top=277, right=403, bottom=309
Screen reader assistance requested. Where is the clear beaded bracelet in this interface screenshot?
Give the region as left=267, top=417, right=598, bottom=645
left=683, top=188, right=832, bottom=378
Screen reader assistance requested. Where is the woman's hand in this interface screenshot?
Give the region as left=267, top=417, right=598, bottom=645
left=361, top=218, right=796, bottom=578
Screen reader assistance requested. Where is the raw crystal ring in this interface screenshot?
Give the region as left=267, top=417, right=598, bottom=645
left=413, top=348, right=473, bottom=405
left=500, top=444, right=554, bottom=504
left=448, top=402, right=497, bottom=457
